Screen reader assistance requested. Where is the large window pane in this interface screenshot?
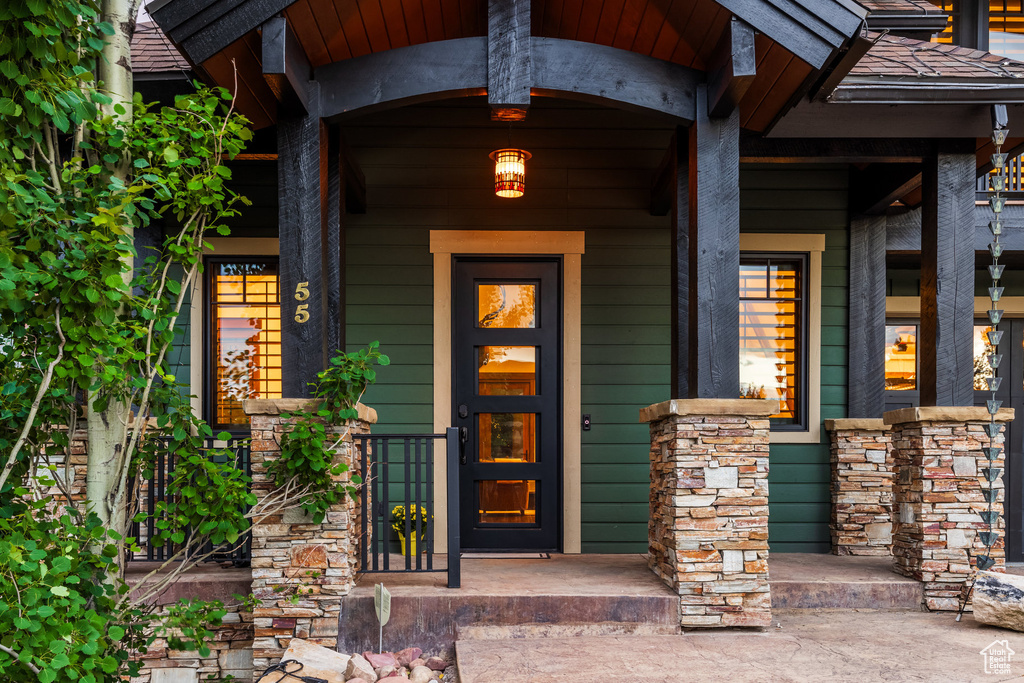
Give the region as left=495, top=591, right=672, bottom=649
left=209, top=261, right=281, bottom=428
left=975, top=324, right=995, bottom=390
left=739, top=257, right=804, bottom=425
left=885, top=325, right=917, bottom=390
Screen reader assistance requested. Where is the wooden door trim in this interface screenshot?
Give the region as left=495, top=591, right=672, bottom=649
left=430, top=230, right=584, bottom=553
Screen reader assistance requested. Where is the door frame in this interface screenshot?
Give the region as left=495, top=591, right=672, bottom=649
left=430, top=230, right=585, bottom=553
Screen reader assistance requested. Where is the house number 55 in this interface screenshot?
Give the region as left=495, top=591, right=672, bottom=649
left=294, top=281, right=310, bottom=323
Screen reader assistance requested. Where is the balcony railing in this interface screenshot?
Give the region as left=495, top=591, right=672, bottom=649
left=127, top=435, right=251, bottom=565
left=978, top=153, right=1024, bottom=197
left=355, top=428, right=461, bottom=588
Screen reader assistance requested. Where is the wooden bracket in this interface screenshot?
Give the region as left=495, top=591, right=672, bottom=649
left=850, top=163, right=923, bottom=215
left=707, top=17, right=756, bottom=118
left=262, top=16, right=311, bottom=114
left=488, top=0, right=531, bottom=121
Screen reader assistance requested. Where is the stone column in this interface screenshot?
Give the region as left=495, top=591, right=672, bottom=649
left=884, top=406, right=1012, bottom=611
left=243, top=399, right=376, bottom=675
left=641, top=398, right=776, bottom=629
left=825, top=419, right=893, bottom=556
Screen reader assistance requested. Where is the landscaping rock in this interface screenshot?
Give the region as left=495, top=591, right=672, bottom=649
left=408, top=658, right=426, bottom=669
left=974, top=570, right=1024, bottom=632
left=396, top=647, right=423, bottom=667
left=409, top=665, right=434, bottom=683
left=377, top=666, right=397, bottom=678
left=346, top=654, right=378, bottom=683
left=424, top=657, right=447, bottom=671
left=263, top=639, right=350, bottom=683
left=348, top=680, right=370, bottom=683
left=365, top=652, right=399, bottom=669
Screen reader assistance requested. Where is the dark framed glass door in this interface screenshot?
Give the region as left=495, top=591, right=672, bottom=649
left=454, top=258, right=561, bottom=551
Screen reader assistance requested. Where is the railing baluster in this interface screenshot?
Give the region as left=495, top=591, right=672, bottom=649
left=446, top=427, right=461, bottom=588
left=414, top=437, right=423, bottom=572
left=382, top=438, right=390, bottom=572
left=426, top=437, right=434, bottom=572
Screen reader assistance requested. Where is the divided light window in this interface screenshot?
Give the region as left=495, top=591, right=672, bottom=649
left=739, top=255, right=807, bottom=429
left=206, top=259, right=282, bottom=431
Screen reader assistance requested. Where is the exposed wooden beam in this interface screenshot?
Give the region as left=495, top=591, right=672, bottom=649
left=739, top=134, right=938, bottom=163
left=886, top=204, right=1024, bottom=251
left=919, top=145, right=975, bottom=407
left=850, top=163, right=922, bottom=215
left=847, top=215, right=888, bottom=418
left=707, top=17, right=756, bottom=118
left=488, top=0, right=531, bottom=121
left=672, top=85, right=741, bottom=399
left=318, top=37, right=699, bottom=123
left=261, top=16, right=311, bottom=114
left=278, top=82, right=328, bottom=397
left=161, top=0, right=295, bottom=65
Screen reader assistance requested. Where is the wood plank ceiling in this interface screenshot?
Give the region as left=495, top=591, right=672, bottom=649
left=196, top=0, right=813, bottom=131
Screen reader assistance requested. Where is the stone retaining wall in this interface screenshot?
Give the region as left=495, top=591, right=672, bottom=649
left=825, top=419, right=893, bottom=556
left=642, top=398, right=776, bottom=629
left=244, top=399, right=376, bottom=679
left=885, top=407, right=1011, bottom=611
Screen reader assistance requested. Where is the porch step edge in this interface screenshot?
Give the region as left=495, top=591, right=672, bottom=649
left=456, top=622, right=681, bottom=640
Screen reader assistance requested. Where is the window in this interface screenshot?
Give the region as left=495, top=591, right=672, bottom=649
left=932, top=1, right=1024, bottom=60
left=739, top=255, right=808, bottom=429
left=206, top=259, right=281, bottom=430
left=885, top=324, right=918, bottom=390
left=975, top=324, right=996, bottom=389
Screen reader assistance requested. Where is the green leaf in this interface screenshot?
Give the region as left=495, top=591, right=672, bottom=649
left=49, top=586, right=69, bottom=597
left=108, top=626, right=125, bottom=641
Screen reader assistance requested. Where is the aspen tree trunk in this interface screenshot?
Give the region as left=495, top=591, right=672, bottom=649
left=85, top=0, right=140, bottom=553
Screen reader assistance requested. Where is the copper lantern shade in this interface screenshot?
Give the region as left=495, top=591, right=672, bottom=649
left=489, top=148, right=532, bottom=198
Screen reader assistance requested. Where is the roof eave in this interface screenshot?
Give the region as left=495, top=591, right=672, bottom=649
left=831, top=79, right=1024, bottom=103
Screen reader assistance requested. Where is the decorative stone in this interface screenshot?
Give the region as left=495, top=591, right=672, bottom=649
left=824, top=420, right=893, bottom=556
left=424, top=657, right=448, bottom=671
left=264, top=639, right=349, bottom=683
left=365, top=652, right=398, bottom=669
left=408, top=658, right=426, bottom=669
left=642, top=402, right=774, bottom=629
left=974, top=571, right=1024, bottom=632
left=396, top=647, right=423, bottom=667
left=246, top=401, right=374, bottom=677
left=884, top=410, right=1012, bottom=612
left=409, top=665, right=434, bottom=683
left=346, top=654, right=379, bottom=683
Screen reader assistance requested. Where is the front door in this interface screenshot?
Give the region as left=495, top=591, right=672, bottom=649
left=453, top=258, right=561, bottom=551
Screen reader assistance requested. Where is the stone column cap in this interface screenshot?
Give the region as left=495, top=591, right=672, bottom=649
left=882, top=406, right=1014, bottom=425
left=640, top=398, right=777, bottom=423
left=824, top=418, right=889, bottom=431
left=242, top=398, right=378, bottom=424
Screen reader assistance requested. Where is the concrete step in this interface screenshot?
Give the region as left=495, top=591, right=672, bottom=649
left=339, top=590, right=680, bottom=654
left=769, top=555, right=923, bottom=610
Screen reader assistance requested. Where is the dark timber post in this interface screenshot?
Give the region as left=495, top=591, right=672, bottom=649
left=919, top=144, right=975, bottom=407
left=671, top=84, right=741, bottom=398
left=325, top=127, right=345, bottom=356
left=278, top=81, right=328, bottom=397
left=487, top=0, right=531, bottom=121
left=847, top=215, right=888, bottom=417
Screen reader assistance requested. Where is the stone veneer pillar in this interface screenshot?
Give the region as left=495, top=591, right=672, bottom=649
left=641, top=398, right=776, bottom=628
left=884, top=406, right=1012, bottom=611
left=825, top=419, right=893, bottom=556
left=243, top=399, right=376, bottom=676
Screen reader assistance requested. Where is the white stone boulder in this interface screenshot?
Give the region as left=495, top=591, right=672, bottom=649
left=974, top=571, right=1024, bottom=632
left=262, top=639, right=351, bottom=683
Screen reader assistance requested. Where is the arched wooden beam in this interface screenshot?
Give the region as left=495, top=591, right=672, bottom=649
left=316, top=37, right=699, bottom=123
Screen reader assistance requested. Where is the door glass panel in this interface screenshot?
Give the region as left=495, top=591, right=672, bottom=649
left=975, top=325, right=995, bottom=389
left=885, top=325, right=917, bottom=390
left=478, top=413, right=536, bottom=462
left=478, top=283, right=536, bottom=328
left=478, top=480, right=537, bottom=524
left=478, top=346, right=537, bottom=395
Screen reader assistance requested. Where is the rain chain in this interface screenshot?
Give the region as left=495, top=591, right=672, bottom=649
left=958, top=105, right=1009, bottom=621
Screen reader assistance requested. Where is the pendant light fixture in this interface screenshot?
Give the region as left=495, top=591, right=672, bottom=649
left=490, top=125, right=530, bottom=198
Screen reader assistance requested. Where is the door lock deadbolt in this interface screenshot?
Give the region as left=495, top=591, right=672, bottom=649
left=458, top=404, right=468, bottom=419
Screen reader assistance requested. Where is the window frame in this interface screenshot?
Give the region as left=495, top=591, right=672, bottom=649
left=739, top=252, right=810, bottom=432
left=203, top=255, right=282, bottom=433
left=883, top=317, right=921, bottom=399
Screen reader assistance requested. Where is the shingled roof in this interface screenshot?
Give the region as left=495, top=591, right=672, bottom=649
left=848, top=32, right=1024, bottom=79
left=132, top=21, right=190, bottom=75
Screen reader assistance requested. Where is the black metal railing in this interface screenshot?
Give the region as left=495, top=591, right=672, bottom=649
left=356, top=427, right=460, bottom=588
left=127, top=435, right=251, bottom=565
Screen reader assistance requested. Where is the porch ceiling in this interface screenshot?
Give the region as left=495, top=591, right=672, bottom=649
left=151, top=0, right=864, bottom=131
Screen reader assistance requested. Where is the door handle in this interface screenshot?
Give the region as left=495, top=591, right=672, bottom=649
left=459, top=426, right=468, bottom=465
